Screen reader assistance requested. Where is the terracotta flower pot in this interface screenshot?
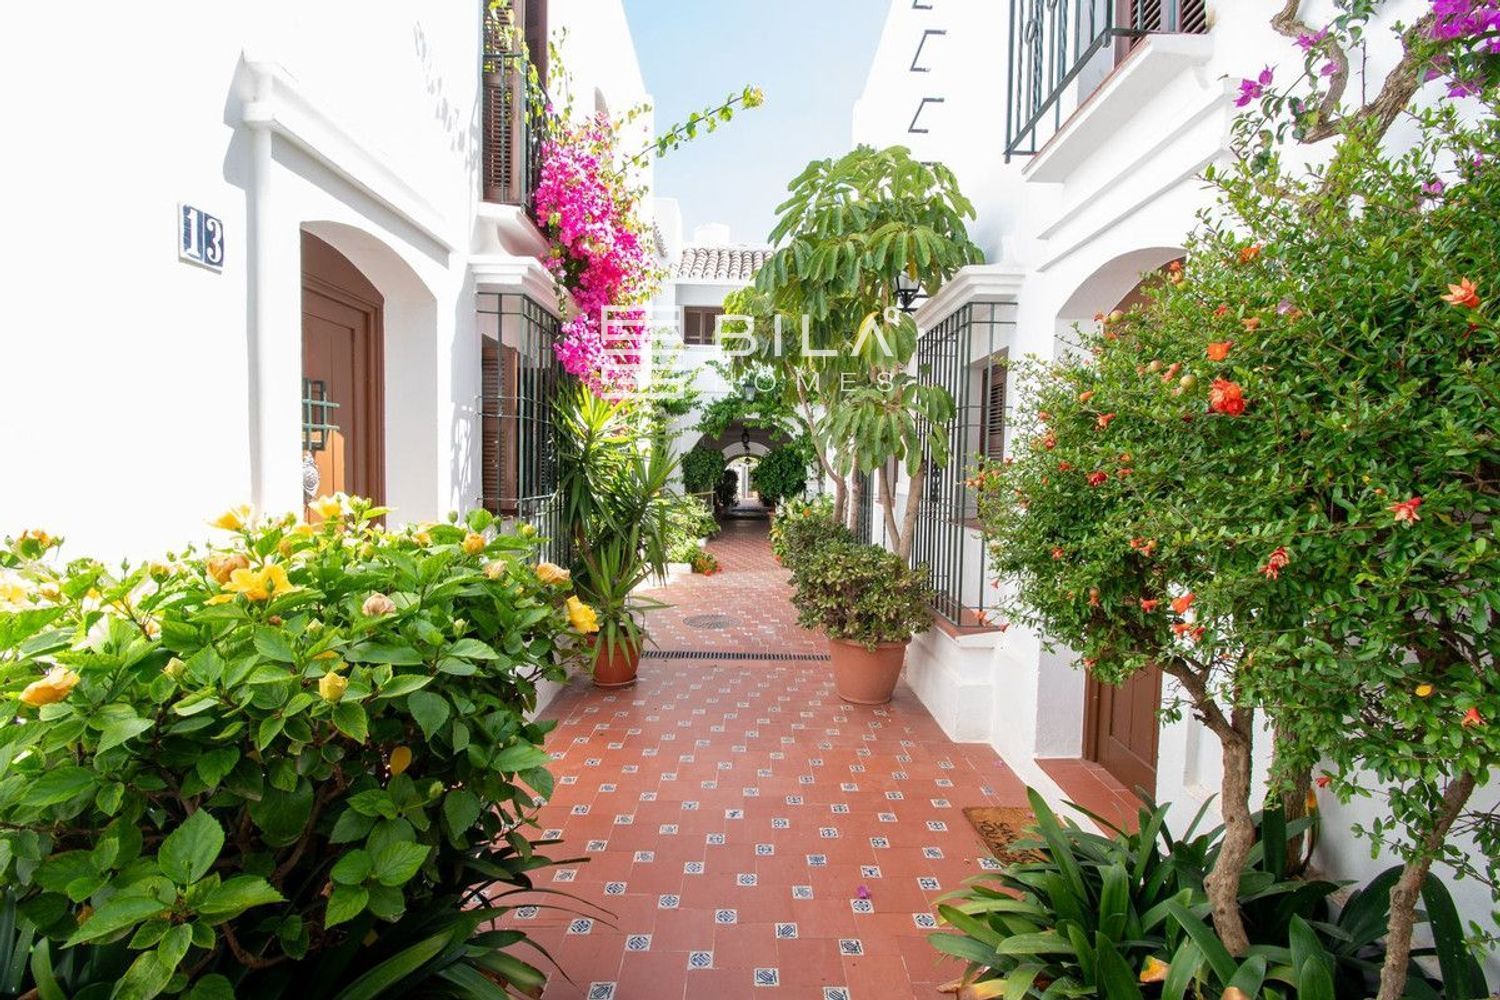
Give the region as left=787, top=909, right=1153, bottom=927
left=828, top=638, right=908, bottom=705
left=591, top=637, right=641, bottom=689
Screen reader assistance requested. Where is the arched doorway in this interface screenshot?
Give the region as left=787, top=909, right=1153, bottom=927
left=1056, top=247, right=1183, bottom=795
left=299, top=221, right=440, bottom=521
left=301, top=232, right=384, bottom=505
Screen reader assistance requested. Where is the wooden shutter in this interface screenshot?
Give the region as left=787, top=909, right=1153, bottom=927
left=522, top=0, right=548, bottom=87
left=682, top=307, right=722, bottom=346
left=980, top=351, right=1008, bottom=460
left=481, top=339, right=521, bottom=515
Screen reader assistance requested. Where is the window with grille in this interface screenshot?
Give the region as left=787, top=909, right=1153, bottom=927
left=682, top=306, right=724, bottom=346
left=477, top=292, right=566, bottom=563
left=910, top=302, right=1017, bottom=625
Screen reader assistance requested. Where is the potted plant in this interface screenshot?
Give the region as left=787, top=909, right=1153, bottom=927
left=556, top=385, right=674, bottom=687
left=789, top=539, right=932, bottom=704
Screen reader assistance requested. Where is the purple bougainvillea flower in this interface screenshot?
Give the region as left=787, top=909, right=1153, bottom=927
left=856, top=885, right=871, bottom=900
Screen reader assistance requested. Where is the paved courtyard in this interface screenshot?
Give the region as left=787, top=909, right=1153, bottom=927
left=504, top=518, right=1034, bottom=999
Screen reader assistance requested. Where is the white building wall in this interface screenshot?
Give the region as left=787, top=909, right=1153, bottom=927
left=856, top=0, right=1498, bottom=974
left=1, top=1, right=647, bottom=566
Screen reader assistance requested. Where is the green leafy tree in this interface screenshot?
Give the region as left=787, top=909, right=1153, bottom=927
left=743, top=145, right=982, bottom=559
left=749, top=445, right=810, bottom=507
left=975, top=10, right=1499, bottom=991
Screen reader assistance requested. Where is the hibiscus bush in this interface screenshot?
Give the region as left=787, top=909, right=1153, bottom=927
left=974, top=9, right=1499, bottom=995
left=0, top=498, right=593, bottom=999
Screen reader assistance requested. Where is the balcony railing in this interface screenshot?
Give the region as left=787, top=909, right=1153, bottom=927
left=482, top=46, right=546, bottom=209
left=1006, top=0, right=1208, bottom=159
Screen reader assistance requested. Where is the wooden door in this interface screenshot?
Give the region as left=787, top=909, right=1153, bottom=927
left=301, top=233, right=384, bottom=508
left=1084, top=665, right=1161, bottom=793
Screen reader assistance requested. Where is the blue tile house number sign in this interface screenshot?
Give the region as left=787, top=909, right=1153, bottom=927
left=178, top=204, right=225, bottom=271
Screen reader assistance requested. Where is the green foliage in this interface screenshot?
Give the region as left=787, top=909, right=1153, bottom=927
left=768, top=497, right=849, bottom=572
left=933, top=791, right=1472, bottom=999
left=714, top=470, right=739, bottom=510
left=680, top=446, right=726, bottom=496
left=0, top=499, right=590, bottom=998
left=636, top=85, right=765, bottom=165
left=789, top=540, right=930, bottom=649
left=749, top=447, right=808, bottom=508
left=554, top=384, right=676, bottom=667
left=662, top=494, right=718, bottom=564
left=973, top=72, right=1500, bottom=924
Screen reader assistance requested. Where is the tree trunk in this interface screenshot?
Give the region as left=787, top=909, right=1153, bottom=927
left=847, top=472, right=863, bottom=533
left=878, top=463, right=901, bottom=551
left=1376, top=771, right=1477, bottom=1000
left=1270, top=716, right=1313, bottom=876
left=1202, top=706, right=1256, bottom=956
left=897, top=460, right=925, bottom=564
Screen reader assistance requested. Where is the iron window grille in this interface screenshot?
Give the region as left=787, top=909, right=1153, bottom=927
left=1005, top=0, right=1209, bottom=159
left=910, top=302, right=1017, bottom=626
left=477, top=291, right=566, bottom=564
left=301, top=378, right=340, bottom=454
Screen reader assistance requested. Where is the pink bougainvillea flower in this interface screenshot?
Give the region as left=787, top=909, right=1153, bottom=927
left=1260, top=546, right=1291, bottom=580
left=1421, top=178, right=1446, bottom=200
left=1086, top=471, right=1109, bottom=487
left=1209, top=378, right=1247, bottom=416
left=1441, top=277, right=1481, bottom=309
left=1462, top=707, right=1484, bottom=728
left=856, top=885, right=871, bottom=900
left=1234, top=67, right=1273, bottom=107
left=1315, top=774, right=1332, bottom=788
left=1171, top=592, right=1196, bottom=615
left=1390, top=496, right=1423, bottom=524
left=1319, top=60, right=1338, bottom=76
left=1296, top=27, right=1329, bottom=51
left=1206, top=341, right=1234, bottom=361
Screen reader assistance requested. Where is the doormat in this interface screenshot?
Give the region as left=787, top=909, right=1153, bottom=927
left=962, top=806, right=1044, bottom=868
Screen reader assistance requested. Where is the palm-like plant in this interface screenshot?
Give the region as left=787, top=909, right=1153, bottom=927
left=554, top=385, right=675, bottom=668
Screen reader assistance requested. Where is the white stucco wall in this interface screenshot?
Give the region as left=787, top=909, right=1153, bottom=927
left=1, top=1, right=647, bottom=568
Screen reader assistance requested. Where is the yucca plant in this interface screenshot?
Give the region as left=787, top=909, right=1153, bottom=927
left=554, top=385, right=675, bottom=668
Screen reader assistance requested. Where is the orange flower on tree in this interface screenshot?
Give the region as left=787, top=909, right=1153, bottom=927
left=1078, top=390, right=1095, bottom=403
left=1096, top=413, right=1117, bottom=430
left=1241, top=316, right=1261, bottom=332
left=1462, top=707, right=1484, bottom=728
left=1390, top=496, right=1422, bottom=523
left=1260, top=546, right=1290, bottom=580
left=1209, top=378, right=1247, bottom=416
left=1214, top=304, right=1230, bottom=318
left=1238, top=244, right=1261, bottom=264
left=1415, top=683, right=1435, bottom=698
left=1086, top=471, right=1109, bottom=487
left=1042, top=433, right=1057, bottom=450
left=1206, top=341, right=1234, bottom=361
left=1441, top=277, right=1480, bottom=309
left=1051, top=547, right=1065, bottom=560
left=1171, top=592, right=1195, bottom=614
left=1140, top=598, right=1160, bottom=612
left=1173, top=622, right=1191, bottom=637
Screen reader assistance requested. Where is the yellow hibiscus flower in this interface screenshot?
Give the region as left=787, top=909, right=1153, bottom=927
left=566, top=596, right=600, bottom=635
left=211, top=505, right=253, bottom=531
left=461, top=532, right=487, bottom=555
left=19, top=667, right=80, bottom=707
left=223, top=563, right=294, bottom=602
left=319, top=671, right=349, bottom=703
left=535, top=562, right=571, bottom=586
left=309, top=495, right=344, bottom=521
left=0, top=572, right=31, bottom=608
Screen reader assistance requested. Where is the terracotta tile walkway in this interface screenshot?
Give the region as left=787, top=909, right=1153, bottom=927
left=506, top=518, right=1030, bottom=1000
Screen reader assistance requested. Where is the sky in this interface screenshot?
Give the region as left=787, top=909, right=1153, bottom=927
left=622, top=0, right=887, bottom=247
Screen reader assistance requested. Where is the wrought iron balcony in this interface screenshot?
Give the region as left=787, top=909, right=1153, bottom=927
left=1006, top=0, right=1208, bottom=159
left=482, top=12, right=548, bottom=208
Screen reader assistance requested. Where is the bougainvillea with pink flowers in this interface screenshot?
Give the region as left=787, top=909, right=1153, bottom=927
left=534, top=114, right=658, bottom=392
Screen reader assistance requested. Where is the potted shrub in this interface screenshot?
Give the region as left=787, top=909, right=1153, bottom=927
left=556, top=386, right=674, bottom=688
left=769, top=496, right=849, bottom=571
left=790, top=539, right=931, bottom=704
